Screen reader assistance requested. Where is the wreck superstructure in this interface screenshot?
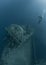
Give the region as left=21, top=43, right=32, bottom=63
left=0, top=24, right=34, bottom=65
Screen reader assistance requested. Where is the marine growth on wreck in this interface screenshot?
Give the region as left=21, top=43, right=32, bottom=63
left=0, top=24, right=34, bottom=65
left=4, top=24, right=33, bottom=48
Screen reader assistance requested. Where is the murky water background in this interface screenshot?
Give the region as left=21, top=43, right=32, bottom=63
left=0, top=0, right=46, bottom=63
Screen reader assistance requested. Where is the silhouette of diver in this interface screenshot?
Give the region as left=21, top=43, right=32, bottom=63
left=38, top=16, right=43, bottom=24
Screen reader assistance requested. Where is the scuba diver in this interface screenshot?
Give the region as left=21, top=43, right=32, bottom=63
left=38, top=9, right=46, bottom=24
left=38, top=16, right=43, bottom=24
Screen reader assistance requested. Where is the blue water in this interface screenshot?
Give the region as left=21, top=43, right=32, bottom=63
left=0, top=0, right=46, bottom=61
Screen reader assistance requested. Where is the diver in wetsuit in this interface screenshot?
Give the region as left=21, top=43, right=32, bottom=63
left=38, top=9, right=46, bottom=24
left=38, top=16, right=43, bottom=24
